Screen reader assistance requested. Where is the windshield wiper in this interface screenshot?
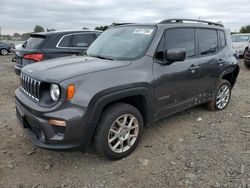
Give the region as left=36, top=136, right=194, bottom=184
left=90, top=55, right=114, bottom=61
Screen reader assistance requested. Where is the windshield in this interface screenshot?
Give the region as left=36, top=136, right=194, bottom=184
left=231, top=35, right=250, bottom=42
left=87, top=26, right=156, bottom=60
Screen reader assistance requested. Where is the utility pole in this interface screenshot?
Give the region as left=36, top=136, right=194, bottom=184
left=0, top=26, right=2, bottom=40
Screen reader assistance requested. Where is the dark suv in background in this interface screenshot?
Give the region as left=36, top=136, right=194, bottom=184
left=14, top=30, right=102, bottom=75
left=15, top=19, right=239, bottom=160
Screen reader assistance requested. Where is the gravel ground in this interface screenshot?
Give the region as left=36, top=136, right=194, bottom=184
left=0, top=55, right=249, bottom=188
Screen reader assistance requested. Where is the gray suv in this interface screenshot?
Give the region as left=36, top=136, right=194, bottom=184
left=15, top=19, right=239, bottom=160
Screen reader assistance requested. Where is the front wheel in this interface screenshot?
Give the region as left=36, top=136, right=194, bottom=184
left=0, top=48, right=9, bottom=56
left=206, top=80, right=231, bottom=111
left=94, top=103, right=143, bottom=160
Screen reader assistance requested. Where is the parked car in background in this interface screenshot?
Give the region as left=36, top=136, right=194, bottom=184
left=0, top=42, right=12, bottom=55
left=14, top=30, right=102, bottom=75
left=244, top=45, right=250, bottom=68
left=231, top=33, right=250, bottom=58
left=15, top=19, right=239, bottom=160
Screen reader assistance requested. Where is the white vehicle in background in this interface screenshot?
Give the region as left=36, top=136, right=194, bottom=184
left=231, top=33, right=250, bottom=58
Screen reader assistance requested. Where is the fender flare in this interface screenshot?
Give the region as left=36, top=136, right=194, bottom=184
left=86, top=86, right=154, bottom=129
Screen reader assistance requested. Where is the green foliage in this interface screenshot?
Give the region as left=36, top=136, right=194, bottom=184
left=13, top=33, right=21, bottom=37
left=239, top=25, right=250, bottom=33
left=21, top=33, right=32, bottom=40
left=34, top=25, right=45, bottom=33
left=94, top=25, right=109, bottom=31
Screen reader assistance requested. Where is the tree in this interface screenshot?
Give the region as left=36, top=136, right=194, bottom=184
left=82, top=27, right=89, bottom=30
left=21, top=32, right=32, bottom=40
left=94, top=25, right=109, bottom=31
left=13, top=33, right=21, bottom=38
left=34, top=25, right=45, bottom=33
left=239, top=25, right=250, bottom=33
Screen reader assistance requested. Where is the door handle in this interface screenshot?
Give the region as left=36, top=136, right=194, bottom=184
left=188, top=65, right=199, bottom=73
left=217, top=59, right=226, bottom=66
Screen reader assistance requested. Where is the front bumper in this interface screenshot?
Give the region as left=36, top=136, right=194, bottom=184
left=233, top=48, right=245, bottom=57
left=15, top=88, right=92, bottom=151
left=244, top=50, right=250, bottom=64
left=14, top=65, right=21, bottom=76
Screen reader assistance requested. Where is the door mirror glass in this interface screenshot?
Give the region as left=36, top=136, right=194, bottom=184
left=165, top=48, right=186, bottom=63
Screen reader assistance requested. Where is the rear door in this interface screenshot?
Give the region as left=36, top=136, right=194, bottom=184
left=197, top=28, right=225, bottom=96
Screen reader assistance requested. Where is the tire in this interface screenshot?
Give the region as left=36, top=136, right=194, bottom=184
left=244, top=61, right=250, bottom=69
left=243, top=48, right=247, bottom=58
left=206, top=79, right=231, bottom=111
left=0, top=48, right=9, bottom=56
left=94, top=103, right=143, bottom=160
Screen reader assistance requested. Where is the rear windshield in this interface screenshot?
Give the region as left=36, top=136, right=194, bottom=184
left=23, top=36, right=45, bottom=49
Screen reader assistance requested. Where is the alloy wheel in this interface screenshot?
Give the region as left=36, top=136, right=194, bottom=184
left=216, top=84, right=230, bottom=109
left=108, top=114, right=139, bottom=153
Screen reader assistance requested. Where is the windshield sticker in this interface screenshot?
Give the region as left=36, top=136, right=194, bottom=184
left=133, top=29, right=154, bottom=35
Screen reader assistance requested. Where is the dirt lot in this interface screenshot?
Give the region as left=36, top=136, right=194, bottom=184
left=0, top=55, right=249, bottom=188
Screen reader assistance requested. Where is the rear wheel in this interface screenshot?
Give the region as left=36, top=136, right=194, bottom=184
left=206, top=80, right=231, bottom=111
left=0, top=48, right=8, bottom=56
left=94, top=103, right=143, bottom=160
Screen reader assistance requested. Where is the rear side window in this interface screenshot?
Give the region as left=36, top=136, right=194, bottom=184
left=72, top=34, right=94, bottom=47
left=219, top=30, right=226, bottom=49
left=198, top=29, right=218, bottom=55
left=23, top=36, right=45, bottom=49
left=58, top=35, right=72, bottom=47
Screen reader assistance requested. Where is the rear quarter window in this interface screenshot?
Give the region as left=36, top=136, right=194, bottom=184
left=219, top=30, right=226, bottom=49
left=57, top=35, right=72, bottom=47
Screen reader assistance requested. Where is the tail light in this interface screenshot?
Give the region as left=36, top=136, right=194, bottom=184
left=23, top=53, right=44, bottom=62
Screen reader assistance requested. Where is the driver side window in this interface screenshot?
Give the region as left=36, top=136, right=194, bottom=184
left=155, top=28, right=195, bottom=61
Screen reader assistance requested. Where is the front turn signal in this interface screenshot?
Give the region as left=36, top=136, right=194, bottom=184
left=67, top=84, right=75, bottom=100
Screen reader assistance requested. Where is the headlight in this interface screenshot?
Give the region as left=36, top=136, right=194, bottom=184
left=50, top=84, right=60, bottom=101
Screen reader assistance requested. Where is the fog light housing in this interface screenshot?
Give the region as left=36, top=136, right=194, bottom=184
left=39, top=131, right=46, bottom=143
left=49, top=119, right=66, bottom=127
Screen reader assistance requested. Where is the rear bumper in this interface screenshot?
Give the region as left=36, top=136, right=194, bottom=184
left=15, top=88, right=93, bottom=151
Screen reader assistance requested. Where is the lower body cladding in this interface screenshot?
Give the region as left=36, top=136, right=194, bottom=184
left=15, top=90, right=93, bottom=151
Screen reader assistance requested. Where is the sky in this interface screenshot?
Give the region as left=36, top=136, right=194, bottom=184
left=0, top=0, right=249, bottom=35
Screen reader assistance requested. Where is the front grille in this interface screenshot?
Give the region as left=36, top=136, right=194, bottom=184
left=20, top=73, right=41, bottom=101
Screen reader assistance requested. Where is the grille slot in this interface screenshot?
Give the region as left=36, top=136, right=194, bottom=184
left=20, top=73, right=41, bottom=101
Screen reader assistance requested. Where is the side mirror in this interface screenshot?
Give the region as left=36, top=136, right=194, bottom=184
left=165, top=48, right=186, bottom=64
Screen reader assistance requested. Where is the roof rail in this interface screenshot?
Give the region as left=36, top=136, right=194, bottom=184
left=159, top=18, right=224, bottom=27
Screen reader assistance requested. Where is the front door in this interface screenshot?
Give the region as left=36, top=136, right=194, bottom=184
left=153, top=28, right=199, bottom=117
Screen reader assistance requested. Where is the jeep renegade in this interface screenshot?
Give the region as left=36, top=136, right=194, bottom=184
left=15, top=19, right=240, bottom=160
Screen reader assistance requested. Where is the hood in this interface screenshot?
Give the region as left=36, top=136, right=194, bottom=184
left=232, top=42, right=248, bottom=49
left=22, top=56, right=131, bottom=83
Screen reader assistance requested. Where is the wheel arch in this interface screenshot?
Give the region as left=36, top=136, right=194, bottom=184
left=221, top=65, right=240, bottom=88
left=86, top=86, right=154, bottom=140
